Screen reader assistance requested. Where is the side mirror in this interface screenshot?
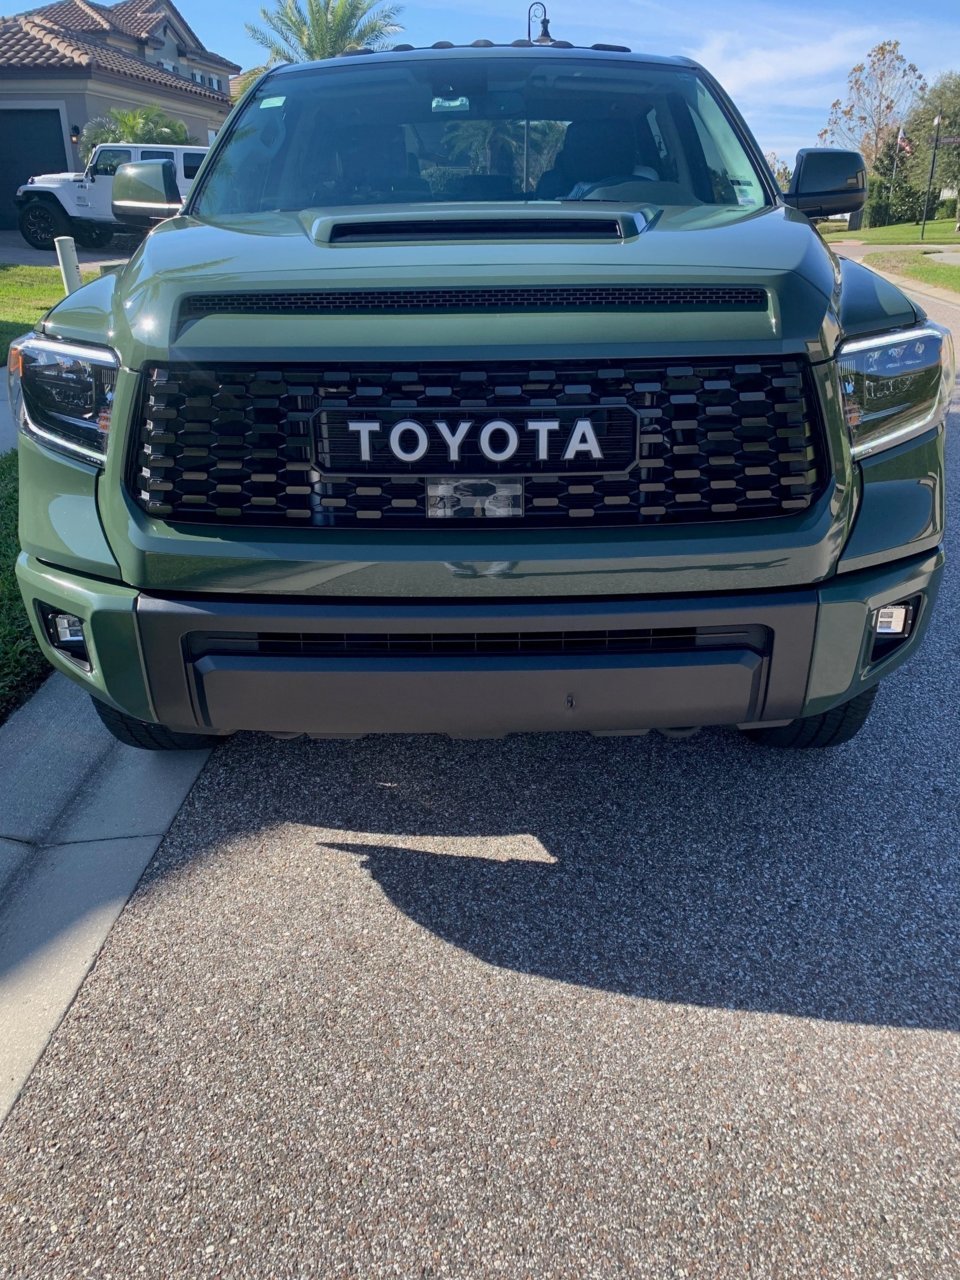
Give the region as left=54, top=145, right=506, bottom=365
left=111, top=159, right=182, bottom=227
left=782, top=148, right=867, bottom=218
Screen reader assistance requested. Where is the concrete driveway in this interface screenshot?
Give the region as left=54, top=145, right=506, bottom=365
left=0, top=290, right=957, bottom=1279
left=0, top=227, right=136, bottom=270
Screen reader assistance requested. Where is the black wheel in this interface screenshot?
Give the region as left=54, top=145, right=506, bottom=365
left=91, top=696, right=222, bottom=751
left=743, top=685, right=878, bottom=749
left=18, top=200, right=69, bottom=251
left=74, top=225, right=114, bottom=249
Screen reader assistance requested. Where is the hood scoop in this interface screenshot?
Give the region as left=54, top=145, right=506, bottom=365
left=306, top=207, right=643, bottom=245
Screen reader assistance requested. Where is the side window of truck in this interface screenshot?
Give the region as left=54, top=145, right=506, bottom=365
left=183, top=152, right=207, bottom=181
left=90, top=147, right=132, bottom=176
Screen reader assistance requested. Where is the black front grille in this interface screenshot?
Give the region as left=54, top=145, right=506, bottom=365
left=180, top=285, right=768, bottom=321
left=186, top=625, right=770, bottom=661
left=131, top=358, right=827, bottom=529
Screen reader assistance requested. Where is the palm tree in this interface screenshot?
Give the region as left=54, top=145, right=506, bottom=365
left=79, top=107, right=194, bottom=162
left=245, top=0, right=403, bottom=66
left=445, top=118, right=566, bottom=192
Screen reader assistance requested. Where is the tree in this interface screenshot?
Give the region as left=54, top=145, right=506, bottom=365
left=445, top=120, right=524, bottom=176
left=818, top=41, right=926, bottom=170
left=905, top=72, right=960, bottom=198
left=863, top=137, right=932, bottom=227
left=79, top=107, right=194, bottom=161
left=245, top=0, right=402, bottom=65
left=442, top=118, right=565, bottom=192
left=763, top=151, right=792, bottom=191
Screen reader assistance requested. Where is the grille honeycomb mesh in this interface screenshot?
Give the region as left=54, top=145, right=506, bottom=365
left=180, top=285, right=768, bottom=320
left=131, top=358, right=826, bottom=528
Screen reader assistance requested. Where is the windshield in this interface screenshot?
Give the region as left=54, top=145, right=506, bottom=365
left=193, top=55, right=770, bottom=215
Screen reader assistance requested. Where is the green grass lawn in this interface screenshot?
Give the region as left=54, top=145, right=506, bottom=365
left=823, top=218, right=960, bottom=245
left=0, top=451, right=48, bottom=723
left=864, top=250, right=960, bottom=294
left=0, top=262, right=96, bottom=362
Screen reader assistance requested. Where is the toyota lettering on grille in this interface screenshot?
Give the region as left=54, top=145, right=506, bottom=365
left=347, top=417, right=604, bottom=465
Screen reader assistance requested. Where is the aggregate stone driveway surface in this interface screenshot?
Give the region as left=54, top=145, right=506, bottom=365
left=0, top=457, right=958, bottom=1271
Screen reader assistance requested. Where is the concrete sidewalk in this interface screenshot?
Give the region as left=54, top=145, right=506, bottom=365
left=0, top=676, right=210, bottom=1123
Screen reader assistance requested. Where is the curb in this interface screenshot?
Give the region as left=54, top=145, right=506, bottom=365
left=0, top=674, right=210, bottom=1124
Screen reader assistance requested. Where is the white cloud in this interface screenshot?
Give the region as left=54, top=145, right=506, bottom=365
left=684, top=26, right=881, bottom=102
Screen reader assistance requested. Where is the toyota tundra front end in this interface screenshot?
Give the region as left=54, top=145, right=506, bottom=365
left=9, top=44, right=955, bottom=749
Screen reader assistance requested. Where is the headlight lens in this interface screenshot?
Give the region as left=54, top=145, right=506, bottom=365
left=838, top=324, right=955, bottom=460
left=7, top=334, right=117, bottom=466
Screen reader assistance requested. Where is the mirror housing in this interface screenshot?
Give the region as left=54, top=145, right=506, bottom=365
left=111, top=159, right=182, bottom=227
left=783, top=148, right=867, bottom=218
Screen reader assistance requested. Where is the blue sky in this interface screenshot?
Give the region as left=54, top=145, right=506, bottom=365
left=179, top=0, right=957, bottom=161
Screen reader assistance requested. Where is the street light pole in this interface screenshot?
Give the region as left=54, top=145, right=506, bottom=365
left=523, top=4, right=551, bottom=193
left=920, top=113, right=942, bottom=242
left=527, top=3, right=548, bottom=43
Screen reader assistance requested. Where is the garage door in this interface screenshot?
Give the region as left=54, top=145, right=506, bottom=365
left=0, top=109, right=68, bottom=229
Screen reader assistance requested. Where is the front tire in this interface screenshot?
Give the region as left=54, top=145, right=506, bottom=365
left=743, top=685, right=878, bottom=749
left=18, top=200, right=70, bottom=250
left=91, top=697, right=221, bottom=751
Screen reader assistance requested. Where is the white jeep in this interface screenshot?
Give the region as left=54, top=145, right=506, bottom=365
left=15, top=142, right=209, bottom=251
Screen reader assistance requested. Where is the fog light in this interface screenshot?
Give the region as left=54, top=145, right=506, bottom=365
left=54, top=613, right=84, bottom=644
left=875, top=604, right=910, bottom=636
left=38, top=604, right=91, bottom=669
left=869, top=596, right=920, bottom=664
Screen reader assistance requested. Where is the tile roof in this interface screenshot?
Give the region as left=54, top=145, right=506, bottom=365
left=23, top=0, right=110, bottom=32
left=20, top=0, right=240, bottom=68
left=0, top=14, right=82, bottom=64
left=0, top=14, right=236, bottom=97
left=107, top=0, right=242, bottom=67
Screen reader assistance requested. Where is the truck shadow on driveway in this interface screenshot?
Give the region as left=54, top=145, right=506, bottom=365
left=169, top=698, right=958, bottom=1032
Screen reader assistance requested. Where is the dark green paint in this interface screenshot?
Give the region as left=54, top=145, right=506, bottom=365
left=17, top=44, right=948, bottom=732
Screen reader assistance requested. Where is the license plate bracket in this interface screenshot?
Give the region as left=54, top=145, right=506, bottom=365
left=427, top=478, right=523, bottom=519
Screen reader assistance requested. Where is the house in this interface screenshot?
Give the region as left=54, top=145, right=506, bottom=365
left=0, top=0, right=241, bottom=227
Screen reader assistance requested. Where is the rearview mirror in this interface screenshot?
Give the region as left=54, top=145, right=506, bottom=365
left=782, top=148, right=867, bottom=218
left=111, top=159, right=182, bottom=228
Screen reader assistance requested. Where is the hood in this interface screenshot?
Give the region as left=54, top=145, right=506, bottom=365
left=24, top=171, right=85, bottom=186
left=60, top=202, right=851, bottom=367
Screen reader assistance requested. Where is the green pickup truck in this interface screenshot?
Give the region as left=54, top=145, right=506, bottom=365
left=7, top=43, right=955, bottom=749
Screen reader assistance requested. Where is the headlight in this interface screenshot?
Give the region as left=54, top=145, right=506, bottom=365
left=7, top=334, right=117, bottom=466
left=838, top=324, right=955, bottom=460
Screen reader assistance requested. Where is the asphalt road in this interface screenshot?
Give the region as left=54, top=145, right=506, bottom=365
left=0, top=294, right=957, bottom=1279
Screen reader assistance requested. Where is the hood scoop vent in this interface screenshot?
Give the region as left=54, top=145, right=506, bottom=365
left=328, top=217, right=627, bottom=243
left=178, top=285, right=769, bottom=325
left=302, top=205, right=648, bottom=244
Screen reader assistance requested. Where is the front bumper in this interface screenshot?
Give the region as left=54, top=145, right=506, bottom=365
left=16, top=548, right=943, bottom=737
